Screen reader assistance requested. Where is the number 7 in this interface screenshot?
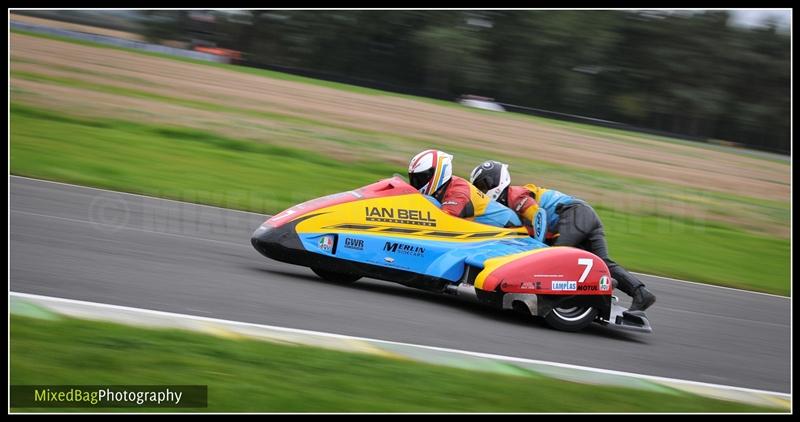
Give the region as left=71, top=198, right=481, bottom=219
left=578, top=258, right=593, bottom=283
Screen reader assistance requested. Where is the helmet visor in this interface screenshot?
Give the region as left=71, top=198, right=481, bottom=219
left=408, top=168, right=435, bottom=191
left=471, top=175, right=495, bottom=194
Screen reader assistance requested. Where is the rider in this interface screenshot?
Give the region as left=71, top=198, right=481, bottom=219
left=469, top=160, right=656, bottom=313
left=407, top=150, right=519, bottom=227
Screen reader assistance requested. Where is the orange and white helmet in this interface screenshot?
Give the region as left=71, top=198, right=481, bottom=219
left=408, top=149, right=453, bottom=196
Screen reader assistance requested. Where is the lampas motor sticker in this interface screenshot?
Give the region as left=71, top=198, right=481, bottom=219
left=552, top=281, right=577, bottom=291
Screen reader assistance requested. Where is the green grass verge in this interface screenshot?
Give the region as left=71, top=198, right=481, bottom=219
left=12, top=27, right=789, bottom=163
left=10, top=315, right=780, bottom=412
left=432, top=143, right=790, bottom=238
left=596, top=205, right=789, bottom=295
left=10, top=103, right=397, bottom=214
left=10, top=67, right=790, bottom=236
left=9, top=104, right=789, bottom=295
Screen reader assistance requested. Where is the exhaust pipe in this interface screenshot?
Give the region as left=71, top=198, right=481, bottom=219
left=444, top=283, right=478, bottom=301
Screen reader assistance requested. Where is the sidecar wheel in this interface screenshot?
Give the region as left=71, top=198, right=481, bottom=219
left=544, top=305, right=598, bottom=332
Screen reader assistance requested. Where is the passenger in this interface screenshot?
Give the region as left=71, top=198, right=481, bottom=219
left=470, top=160, right=656, bottom=312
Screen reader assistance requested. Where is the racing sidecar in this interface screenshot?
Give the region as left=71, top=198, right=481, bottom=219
left=251, top=177, right=651, bottom=333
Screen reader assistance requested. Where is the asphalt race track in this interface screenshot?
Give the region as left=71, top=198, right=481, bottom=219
left=10, top=176, right=791, bottom=393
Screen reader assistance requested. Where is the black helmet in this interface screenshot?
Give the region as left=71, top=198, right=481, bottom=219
left=470, top=160, right=511, bottom=201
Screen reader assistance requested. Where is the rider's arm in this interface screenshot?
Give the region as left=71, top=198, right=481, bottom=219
left=441, top=190, right=473, bottom=218
left=514, top=194, right=540, bottom=237
left=439, top=177, right=477, bottom=218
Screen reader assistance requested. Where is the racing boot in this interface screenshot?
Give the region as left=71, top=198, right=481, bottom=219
left=628, top=286, right=656, bottom=312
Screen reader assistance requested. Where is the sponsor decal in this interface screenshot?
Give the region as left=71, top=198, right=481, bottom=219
left=343, top=238, right=364, bottom=250
left=365, top=207, right=437, bottom=227
left=533, top=209, right=545, bottom=237
left=599, top=275, right=610, bottom=291
left=318, top=235, right=334, bottom=252
left=383, top=242, right=425, bottom=257
left=576, top=285, right=598, bottom=291
left=551, top=281, right=577, bottom=291
left=520, top=281, right=542, bottom=290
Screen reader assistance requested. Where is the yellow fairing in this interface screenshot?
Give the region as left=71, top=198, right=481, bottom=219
left=295, top=193, right=528, bottom=242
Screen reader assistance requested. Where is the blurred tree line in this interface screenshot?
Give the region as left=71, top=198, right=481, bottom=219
left=141, top=10, right=790, bottom=153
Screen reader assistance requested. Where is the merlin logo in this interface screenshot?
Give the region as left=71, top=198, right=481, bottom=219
left=383, top=242, right=425, bottom=256
left=344, top=238, right=364, bottom=250
left=365, top=207, right=437, bottom=227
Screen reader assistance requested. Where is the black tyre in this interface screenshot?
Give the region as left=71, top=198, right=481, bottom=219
left=544, top=305, right=598, bottom=332
left=311, top=267, right=361, bottom=284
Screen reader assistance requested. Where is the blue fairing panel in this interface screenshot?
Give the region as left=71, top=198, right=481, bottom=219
left=476, top=200, right=522, bottom=227
left=423, top=195, right=441, bottom=207
left=299, top=232, right=548, bottom=282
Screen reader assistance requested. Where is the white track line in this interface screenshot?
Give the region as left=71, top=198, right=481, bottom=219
left=10, top=175, right=791, bottom=300
left=9, top=291, right=791, bottom=399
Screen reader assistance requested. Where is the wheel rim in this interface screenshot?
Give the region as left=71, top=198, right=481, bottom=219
left=552, top=306, right=593, bottom=322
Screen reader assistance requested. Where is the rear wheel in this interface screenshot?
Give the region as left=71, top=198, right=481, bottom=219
left=311, top=267, right=361, bottom=284
left=544, top=304, right=598, bottom=332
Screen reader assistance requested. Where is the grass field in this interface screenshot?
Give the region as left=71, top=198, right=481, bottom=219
left=10, top=104, right=790, bottom=295
left=10, top=315, right=781, bottom=412
left=7, top=29, right=790, bottom=164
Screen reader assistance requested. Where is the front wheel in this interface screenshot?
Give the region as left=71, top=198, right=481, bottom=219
left=311, top=267, right=361, bottom=284
left=544, top=305, right=598, bottom=332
